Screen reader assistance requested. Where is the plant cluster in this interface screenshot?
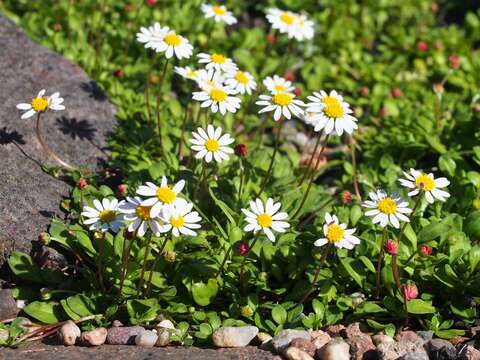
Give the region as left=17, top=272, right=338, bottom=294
left=1, top=0, right=480, bottom=346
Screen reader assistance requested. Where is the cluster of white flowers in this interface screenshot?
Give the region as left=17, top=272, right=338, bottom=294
left=136, top=22, right=193, bottom=59
left=266, top=8, right=314, bottom=41
left=82, top=177, right=201, bottom=238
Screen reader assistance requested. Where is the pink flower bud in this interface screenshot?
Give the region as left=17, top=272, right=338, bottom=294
left=449, top=54, right=461, bottom=69
left=236, top=242, right=250, bottom=256
left=284, top=70, right=295, bottom=82
left=384, top=240, right=398, bottom=255
left=117, top=184, right=128, bottom=198
left=417, top=41, right=429, bottom=52
left=146, top=0, right=157, bottom=6
left=391, top=87, right=403, bottom=98
left=266, top=33, right=276, bottom=45
left=113, top=69, right=124, bottom=78
left=402, top=283, right=419, bottom=301
left=78, top=178, right=88, bottom=189
left=359, top=86, right=369, bottom=97
left=294, top=87, right=302, bottom=97
left=342, top=191, right=352, bottom=205
left=419, top=244, right=433, bottom=256
left=431, top=2, right=439, bottom=13
left=235, top=144, right=248, bottom=157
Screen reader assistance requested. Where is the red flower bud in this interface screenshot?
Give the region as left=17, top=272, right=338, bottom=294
left=360, top=86, right=369, bottom=97
left=417, top=41, right=429, bottom=52
left=379, top=107, right=388, bottom=118
left=384, top=240, right=398, bottom=255
left=341, top=191, right=352, bottom=205
left=236, top=242, right=250, bottom=256
left=419, top=244, right=433, bottom=256
left=402, top=283, right=419, bottom=301
left=294, top=87, right=302, bottom=97
left=284, top=70, right=295, bottom=82
left=266, top=33, right=276, bottom=45
left=448, top=54, right=461, bottom=69
left=146, top=0, right=157, bottom=6
left=113, top=69, right=124, bottom=78
left=431, top=2, right=439, bottom=13
left=391, top=87, right=403, bottom=98
left=78, top=178, right=88, bottom=189
left=124, top=230, right=135, bottom=240
left=117, top=184, right=128, bottom=197
left=235, top=144, right=248, bottom=157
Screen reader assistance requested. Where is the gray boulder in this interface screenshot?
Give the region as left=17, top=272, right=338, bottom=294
left=0, top=15, right=116, bottom=265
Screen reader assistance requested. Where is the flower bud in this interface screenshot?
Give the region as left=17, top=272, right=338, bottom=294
left=419, top=244, right=433, bottom=256
left=240, top=305, right=254, bottom=318
left=294, top=87, right=302, bottom=97
left=164, top=250, right=176, bottom=263
left=360, top=86, right=369, bottom=97
left=40, top=288, right=52, bottom=301
left=433, top=83, right=444, bottom=94
left=350, top=292, right=365, bottom=307
left=234, top=144, right=248, bottom=157
left=235, top=242, right=250, bottom=256
left=146, top=0, right=157, bottom=6
left=379, top=107, right=388, bottom=118
left=266, top=33, right=276, bottom=45
left=117, top=184, right=128, bottom=197
left=417, top=41, right=429, bottom=52
left=448, top=54, right=461, bottom=69
left=431, top=2, right=439, bottom=13
left=78, top=178, right=88, bottom=189
left=384, top=240, right=398, bottom=255
left=38, top=232, right=50, bottom=245
left=402, top=283, right=419, bottom=301
left=93, top=232, right=104, bottom=241
left=284, top=70, right=295, bottom=82
left=124, top=230, right=135, bottom=241
left=391, top=87, right=403, bottom=98
left=113, top=69, right=124, bottom=78
left=341, top=191, right=352, bottom=205
left=53, top=23, right=62, bottom=32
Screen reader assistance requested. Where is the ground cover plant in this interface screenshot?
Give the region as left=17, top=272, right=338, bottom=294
left=1, top=0, right=480, bottom=347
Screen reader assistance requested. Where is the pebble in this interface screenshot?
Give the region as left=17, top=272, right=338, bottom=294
left=416, top=331, right=434, bottom=341
left=317, top=339, right=350, bottom=360
left=372, top=334, right=395, bottom=346
left=212, top=326, right=259, bottom=348
left=425, top=338, right=456, bottom=353
left=348, top=333, right=376, bottom=360
left=157, top=319, right=175, bottom=329
left=344, top=322, right=364, bottom=338
left=112, top=320, right=123, bottom=327
left=0, top=289, right=18, bottom=320
left=135, top=330, right=158, bottom=347
left=325, top=324, right=346, bottom=337
left=450, top=335, right=469, bottom=345
left=272, top=329, right=310, bottom=353
left=311, top=330, right=331, bottom=349
left=395, top=331, right=422, bottom=344
left=106, top=326, right=145, bottom=345
left=470, top=326, right=480, bottom=337
left=398, top=351, right=429, bottom=360
left=376, top=341, right=426, bottom=360
left=80, top=328, right=107, bottom=346
left=289, top=338, right=316, bottom=357
left=59, top=320, right=80, bottom=346
left=256, top=332, right=273, bottom=344
left=0, top=329, right=9, bottom=343
left=284, top=346, right=314, bottom=360
left=155, top=328, right=171, bottom=347
left=459, top=345, right=480, bottom=360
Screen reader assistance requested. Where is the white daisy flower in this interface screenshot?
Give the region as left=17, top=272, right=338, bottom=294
left=81, top=198, right=123, bottom=233
left=174, top=66, right=200, bottom=82
left=159, top=200, right=202, bottom=237
left=189, top=124, right=234, bottom=163
left=225, top=70, right=257, bottom=95
left=241, top=198, right=290, bottom=242
left=266, top=9, right=298, bottom=36
left=136, top=177, right=186, bottom=218
left=153, top=29, right=193, bottom=59
left=192, top=83, right=241, bottom=115
left=399, top=169, right=450, bottom=203
left=118, top=196, right=165, bottom=237
left=197, top=52, right=238, bottom=74
left=306, top=90, right=358, bottom=135
left=314, top=213, right=360, bottom=250
left=263, top=75, right=295, bottom=94
left=291, top=14, right=314, bottom=41
left=201, top=4, right=237, bottom=25
left=136, top=22, right=169, bottom=50
left=195, top=68, right=225, bottom=90
left=364, top=190, right=412, bottom=228
left=256, top=92, right=305, bottom=121
left=16, top=89, right=65, bottom=120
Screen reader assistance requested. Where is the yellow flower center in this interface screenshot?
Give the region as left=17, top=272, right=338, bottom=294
left=31, top=97, right=49, bottom=112
left=257, top=213, right=273, bottom=227
left=164, top=33, right=181, bottom=46
left=211, top=53, right=226, bottom=64
left=135, top=206, right=152, bottom=221
left=272, top=92, right=293, bottom=106
left=322, top=97, right=344, bottom=118
left=377, top=198, right=397, bottom=215
left=187, top=70, right=197, bottom=79
left=156, top=186, right=176, bottom=203
left=205, top=139, right=220, bottom=152
left=170, top=215, right=185, bottom=228
left=415, top=174, right=435, bottom=191
left=99, top=210, right=116, bottom=223
left=212, top=5, right=226, bottom=15
left=326, top=224, right=345, bottom=243
left=280, top=12, right=294, bottom=25
left=210, top=88, right=228, bottom=102
left=274, top=85, right=286, bottom=92
left=235, top=71, right=249, bottom=85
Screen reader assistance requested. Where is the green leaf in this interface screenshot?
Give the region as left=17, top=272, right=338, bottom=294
left=339, top=258, right=364, bottom=287
left=23, top=301, right=63, bottom=324
left=192, top=279, right=219, bottom=306
left=406, top=299, right=436, bottom=314
left=465, top=211, right=480, bottom=239
left=439, top=155, right=456, bottom=177
left=8, top=252, right=42, bottom=283
left=209, top=188, right=236, bottom=225
left=417, top=222, right=450, bottom=242
left=272, top=305, right=287, bottom=325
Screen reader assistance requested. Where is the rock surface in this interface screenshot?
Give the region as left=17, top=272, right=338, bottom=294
left=272, top=329, right=310, bottom=353
left=0, top=289, right=18, bottom=320
left=0, top=15, right=116, bottom=265
left=106, top=326, right=144, bottom=345
left=212, top=326, right=259, bottom=348
left=284, top=346, right=314, bottom=360
left=80, top=328, right=108, bottom=346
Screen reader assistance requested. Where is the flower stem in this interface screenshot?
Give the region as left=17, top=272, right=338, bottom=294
left=350, top=135, right=363, bottom=203
left=179, top=103, right=191, bottom=160
left=239, top=232, right=261, bottom=294
left=299, top=244, right=331, bottom=305
left=257, top=122, right=282, bottom=197
left=97, top=232, right=106, bottom=292
left=145, top=236, right=169, bottom=297
left=298, top=134, right=322, bottom=186
left=155, top=58, right=170, bottom=157
left=119, top=233, right=134, bottom=296
left=238, top=157, right=245, bottom=202
left=216, top=244, right=233, bottom=278
left=193, top=161, right=206, bottom=201
left=375, top=228, right=387, bottom=299
left=291, top=134, right=330, bottom=220
left=35, top=113, right=75, bottom=170
left=137, top=233, right=153, bottom=296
